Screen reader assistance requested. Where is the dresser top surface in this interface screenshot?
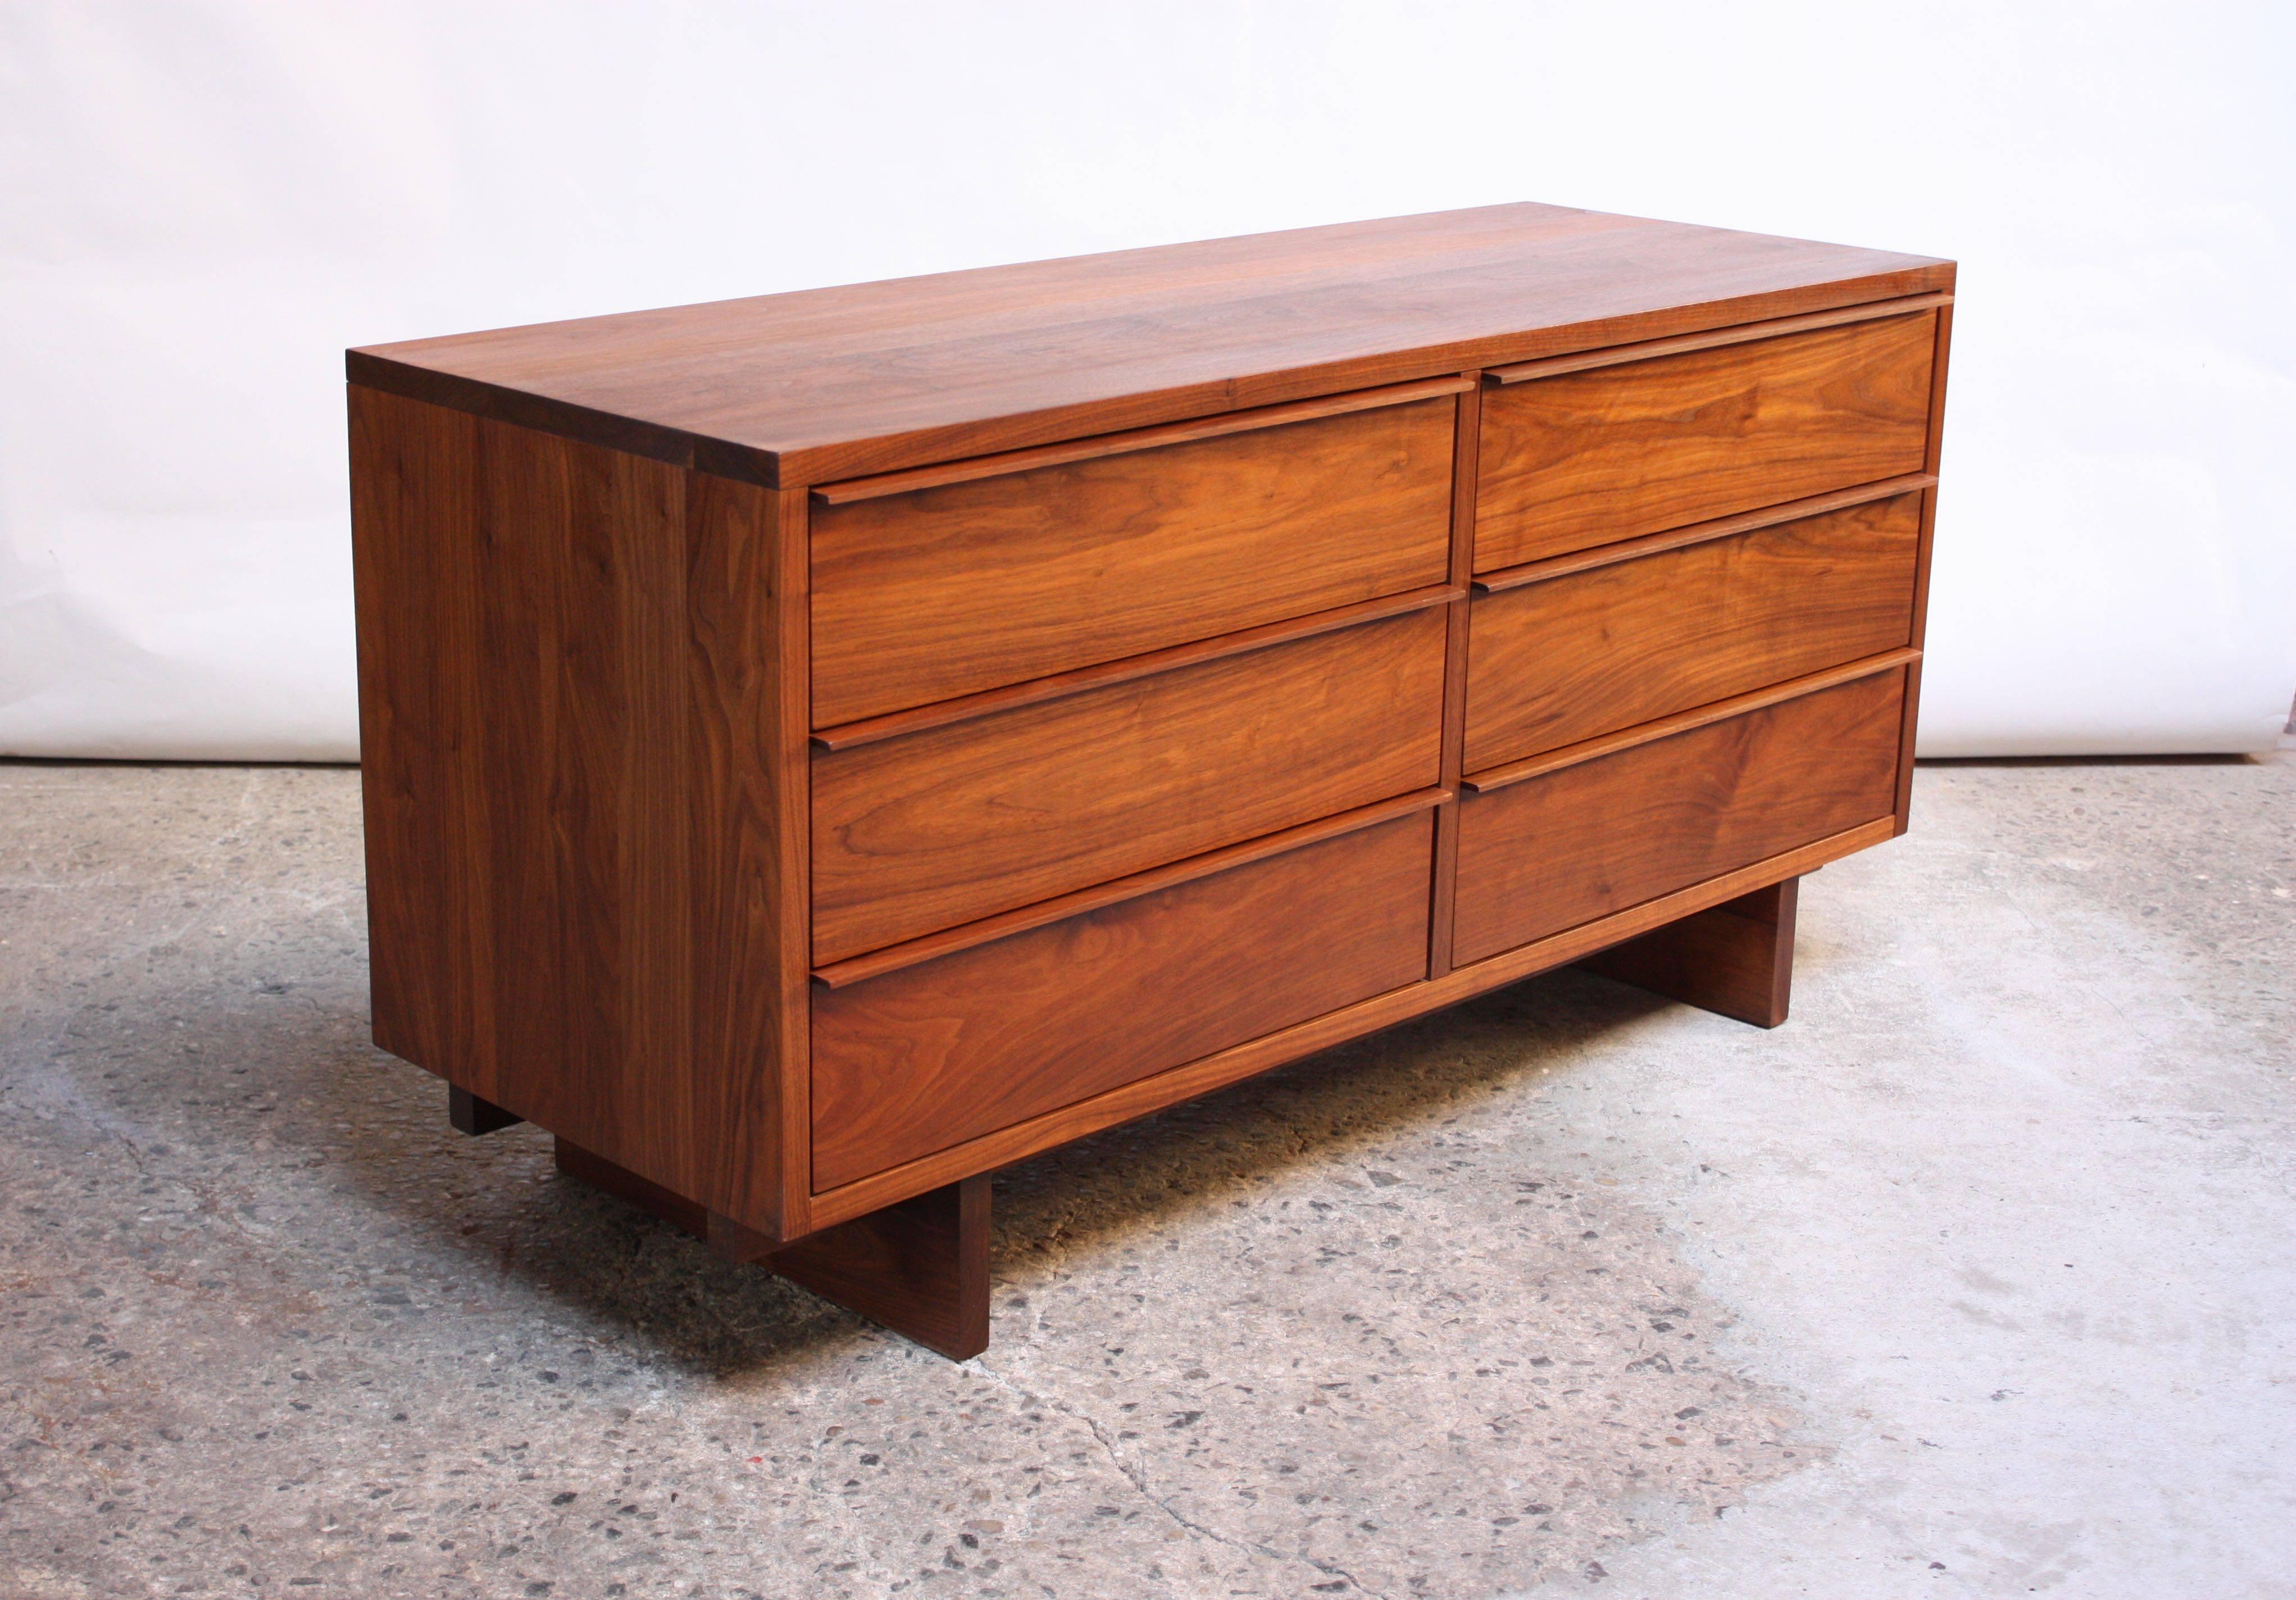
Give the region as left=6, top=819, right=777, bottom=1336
left=348, top=202, right=1952, bottom=487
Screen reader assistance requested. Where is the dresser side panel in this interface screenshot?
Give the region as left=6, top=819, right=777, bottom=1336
left=349, top=387, right=797, bottom=1228
left=685, top=475, right=809, bottom=1236
left=351, top=387, right=497, bottom=1087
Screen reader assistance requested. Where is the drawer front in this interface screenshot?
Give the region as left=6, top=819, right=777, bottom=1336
left=1452, top=668, right=1904, bottom=967
left=811, top=606, right=1447, bottom=963
left=1464, top=491, right=1921, bottom=771
left=811, top=396, right=1457, bottom=728
left=1475, top=313, right=1935, bottom=570
left=811, top=810, right=1434, bottom=1191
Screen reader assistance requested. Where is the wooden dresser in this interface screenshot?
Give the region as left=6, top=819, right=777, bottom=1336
left=347, top=203, right=1952, bottom=1358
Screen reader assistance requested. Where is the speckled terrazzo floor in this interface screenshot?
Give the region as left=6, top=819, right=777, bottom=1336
left=2, top=757, right=2290, bottom=1599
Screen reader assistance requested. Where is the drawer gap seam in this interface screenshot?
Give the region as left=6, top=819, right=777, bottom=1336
left=1483, top=292, right=1952, bottom=386
left=1461, top=647, right=1921, bottom=795
left=811, top=374, right=1475, bottom=503
left=804, top=816, right=1895, bottom=1221
left=811, top=785, right=1454, bottom=988
left=1472, top=474, right=1936, bottom=592
left=811, top=581, right=1465, bottom=751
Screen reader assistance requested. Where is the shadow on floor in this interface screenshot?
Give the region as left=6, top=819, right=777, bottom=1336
left=257, top=958, right=1677, bottom=1377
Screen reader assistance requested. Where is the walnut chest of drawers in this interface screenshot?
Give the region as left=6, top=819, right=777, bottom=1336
left=347, top=202, right=1953, bottom=1358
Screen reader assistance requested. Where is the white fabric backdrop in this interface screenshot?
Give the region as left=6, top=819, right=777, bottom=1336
left=3, top=1, right=2291, bottom=760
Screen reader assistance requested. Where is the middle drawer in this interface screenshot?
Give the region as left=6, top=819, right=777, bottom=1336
left=811, top=605, right=1448, bottom=964
left=1465, top=490, right=1922, bottom=773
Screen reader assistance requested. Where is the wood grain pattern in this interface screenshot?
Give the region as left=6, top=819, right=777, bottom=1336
left=1463, top=491, right=1922, bottom=770
left=812, top=394, right=1455, bottom=725
left=1461, top=648, right=1918, bottom=794
left=811, top=583, right=1463, bottom=752
left=810, top=606, right=1447, bottom=963
left=811, top=811, right=1434, bottom=1190
left=808, top=817, right=1895, bottom=1227
left=556, top=1138, right=989, bottom=1358
left=350, top=386, right=806, bottom=1241
left=352, top=384, right=686, bottom=1168
left=1475, top=312, right=1937, bottom=570
left=687, top=478, right=813, bottom=1235
left=1451, top=669, right=1906, bottom=966
left=348, top=203, right=1952, bottom=487
left=1484, top=293, right=1951, bottom=384
left=769, top=1175, right=992, bottom=1360
left=812, top=785, right=1449, bottom=988
left=1471, top=473, right=1932, bottom=594
left=351, top=389, right=493, bottom=1115
left=1578, top=879, right=1799, bottom=1028
left=811, top=375, right=1472, bottom=502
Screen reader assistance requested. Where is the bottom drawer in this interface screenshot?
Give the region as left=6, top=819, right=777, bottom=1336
left=811, top=810, right=1435, bottom=1192
left=1452, top=667, right=1906, bottom=967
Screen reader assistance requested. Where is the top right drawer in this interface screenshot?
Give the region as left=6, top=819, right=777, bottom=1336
left=1475, top=310, right=1939, bottom=572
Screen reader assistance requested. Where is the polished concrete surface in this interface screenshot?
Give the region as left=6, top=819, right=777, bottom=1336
left=1, top=757, right=2289, bottom=1599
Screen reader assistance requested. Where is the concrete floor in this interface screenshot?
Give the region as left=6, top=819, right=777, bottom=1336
left=0, top=757, right=2289, bottom=1600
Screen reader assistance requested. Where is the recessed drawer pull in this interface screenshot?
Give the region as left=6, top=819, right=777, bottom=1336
left=811, top=374, right=1475, bottom=503
left=1461, top=647, right=1921, bottom=796
left=1472, top=473, right=1935, bottom=594
left=1451, top=667, right=1911, bottom=969
left=810, top=810, right=1440, bottom=1191
left=810, top=390, right=1461, bottom=727
left=1483, top=292, right=1952, bottom=385
left=811, top=581, right=1465, bottom=752
left=812, top=785, right=1453, bottom=988
left=1475, top=311, right=1939, bottom=571
left=810, top=606, right=1449, bottom=963
left=1462, top=488, right=1927, bottom=772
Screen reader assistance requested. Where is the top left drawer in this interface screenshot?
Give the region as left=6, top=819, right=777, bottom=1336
left=808, top=389, right=1460, bottom=729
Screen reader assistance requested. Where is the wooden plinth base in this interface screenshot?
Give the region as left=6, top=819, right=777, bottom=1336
left=1577, top=877, right=1799, bottom=1028
left=470, top=880, right=1797, bottom=1358
left=552, top=1138, right=990, bottom=1360
left=448, top=1084, right=522, bottom=1135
